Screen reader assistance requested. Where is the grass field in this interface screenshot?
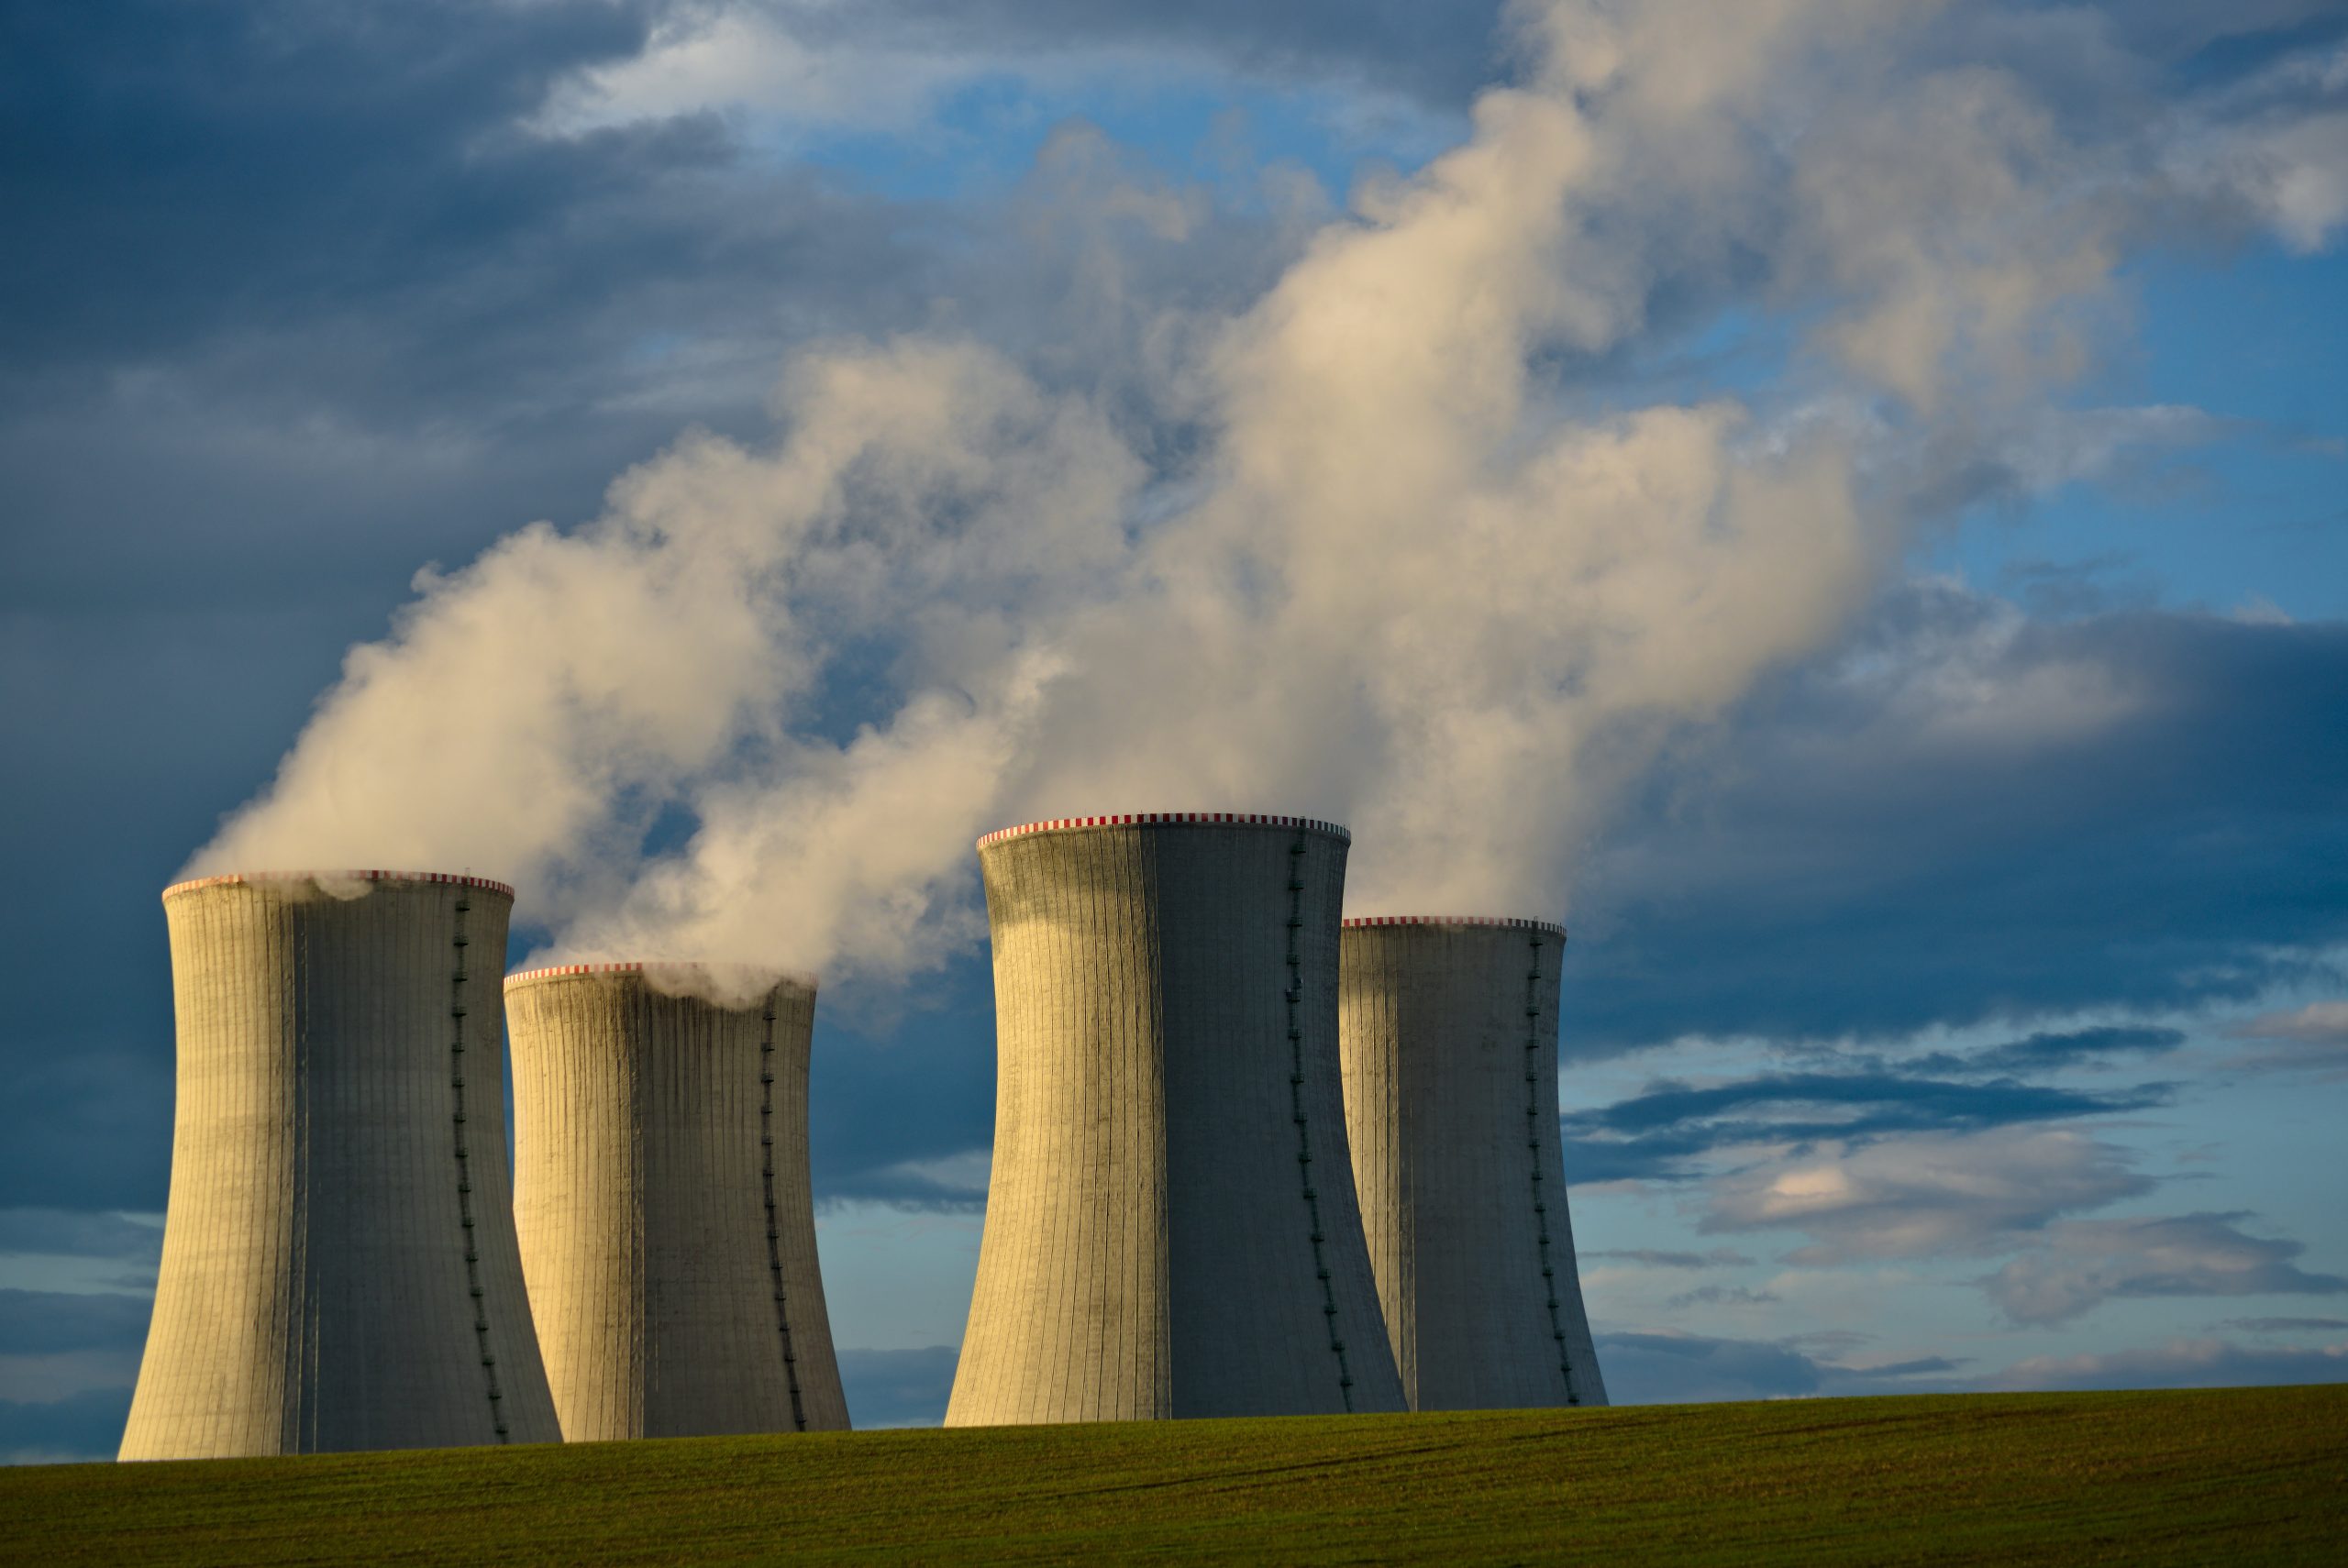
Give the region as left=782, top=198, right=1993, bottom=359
left=4, top=1386, right=2342, bottom=1564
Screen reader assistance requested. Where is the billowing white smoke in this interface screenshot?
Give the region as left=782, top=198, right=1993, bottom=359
left=189, top=0, right=2140, bottom=983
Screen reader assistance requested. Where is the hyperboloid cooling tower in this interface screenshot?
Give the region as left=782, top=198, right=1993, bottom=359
left=505, top=963, right=848, bottom=1439
left=1338, top=916, right=1608, bottom=1409
left=120, top=871, right=560, bottom=1460
left=947, top=813, right=1406, bottom=1425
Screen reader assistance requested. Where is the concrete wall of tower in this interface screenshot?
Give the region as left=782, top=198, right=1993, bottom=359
left=1338, top=917, right=1609, bottom=1410
left=947, top=814, right=1405, bottom=1425
left=120, top=872, right=560, bottom=1459
left=507, top=965, right=849, bottom=1439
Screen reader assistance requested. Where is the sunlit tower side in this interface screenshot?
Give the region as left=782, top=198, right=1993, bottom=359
left=947, top=813, right=1405, bottom=1425
left=505, top=964, right=849, bottom=1439
left=1338, top=916, right=1609, bottom=1410
left=120, top=871, right=560, bottom=1460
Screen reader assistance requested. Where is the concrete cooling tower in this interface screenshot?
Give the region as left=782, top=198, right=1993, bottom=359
left=947, top=813, right=1406, bottom=1426
left=121, top=871, right=560, bottom=1461
left=506, top=964, right=848, bottom=1439
left=1338, top=916, right=1608, bottom=1410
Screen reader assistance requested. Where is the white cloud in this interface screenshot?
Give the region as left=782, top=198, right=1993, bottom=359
left=531, top=5, right=965, bottom=140
left=2231, top=999, right=2348, bottom=1044
left=1701, top=1128, right=2151, bottom=1264
left=193, top=337, right=1144, bottom=982
left=854, top=1148, right=993, bottom=1203
left=1993, top=404, right=2232, bottom=494
left=1985, top=1213, right=2348, bottom=1326
left=2162, top=42, right=2348, bottom=253
left=2225, top=1000, right=2348, bottom=1073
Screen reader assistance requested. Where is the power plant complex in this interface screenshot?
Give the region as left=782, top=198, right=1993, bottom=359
left=506, top=962, right=848, bottom=1439
left=124, top=814, right=1607, bottom=1458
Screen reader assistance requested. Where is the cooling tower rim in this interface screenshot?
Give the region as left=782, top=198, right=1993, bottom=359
left=978, top=812, right=1351, bottom=849
left=161, top=868, right=516, bottom=901
left=1342, top=914, right=1567, bottom=938
left=503, top=960, right=819, bottom=993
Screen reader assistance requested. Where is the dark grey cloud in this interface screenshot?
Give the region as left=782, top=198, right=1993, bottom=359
left=0, top=1292, right=151, bottom=1357
left=0, top=1387, right=134, bottom=1464
left=1562, top=1068, right=2167, bottom=1186
left=835, top=1345, right=958, bottom=1429
left=1565, top=591, right=2348, bottom=1056
left=1590, top=1073, right=2160, bottom=1135
left=1, top=3, right=817, bottom=443
left=0, top=0, right=948, bottom=617
left=1984, top=1213, right=2348, bottom=1326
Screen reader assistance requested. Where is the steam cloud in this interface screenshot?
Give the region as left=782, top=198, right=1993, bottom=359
left=189, top=1, right=2211, bottom=983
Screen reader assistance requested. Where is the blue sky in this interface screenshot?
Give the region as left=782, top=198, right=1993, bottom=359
left=4, top=0, right=2346, bottom=1458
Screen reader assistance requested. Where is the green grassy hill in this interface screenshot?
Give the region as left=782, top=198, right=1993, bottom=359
left=5, top=1386, right=2342, bottom=1565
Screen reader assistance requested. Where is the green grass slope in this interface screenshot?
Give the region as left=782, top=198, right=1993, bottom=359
left=5, top=1386, right=2342, bottom=1565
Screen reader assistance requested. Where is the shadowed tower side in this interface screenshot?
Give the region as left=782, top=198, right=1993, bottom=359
left=1339, top=917, right=1609, bottom=1410
left=507, top=965, right=848, bottom=1439
left=120, top=871, right=559, bottom=1460
left=947, top=813, right=1404, bottom=1426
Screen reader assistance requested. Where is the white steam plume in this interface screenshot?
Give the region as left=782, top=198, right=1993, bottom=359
left=190, top=0, right=2150, bottom=982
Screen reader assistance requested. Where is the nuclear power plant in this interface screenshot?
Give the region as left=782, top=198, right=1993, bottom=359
left=947, top=814, right=1407, bottom=1424
left=121, top=871, right=561, bottom=1460
left=123, top=822, right=1613, bottom=1456
left=1338, top=916, right=1608, bottom=1409
left=506, top=963, right=849, bottom=1440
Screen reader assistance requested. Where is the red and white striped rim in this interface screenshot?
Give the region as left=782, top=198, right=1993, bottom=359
left=506, top=962, right=657, bottom=984
left=163, top=869, right=516, bottom=900
left=504, top=961, right=815, bottom=990
left=978, top=812, right=1350, bottom=850
left=1342, top=914, right=1567, bottom=939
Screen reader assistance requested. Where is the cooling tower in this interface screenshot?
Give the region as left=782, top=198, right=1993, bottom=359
left=1338, top=916, right=1608, bottom=1410
left=505, top=963, right=848, bottom=1440
left=947, top=813, right=1406, bottom=1426
left=120, top=871, right=559, bottom=1460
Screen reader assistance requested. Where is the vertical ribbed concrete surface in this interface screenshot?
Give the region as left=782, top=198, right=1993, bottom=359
left=506, top=965, right=847, bottom=1440
left=1339, top=918, right=1608, bottom=1410
left=947, top=813, right=1405, bottom=1426
left=121, top=872, right=559, bottom=1460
